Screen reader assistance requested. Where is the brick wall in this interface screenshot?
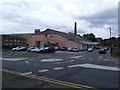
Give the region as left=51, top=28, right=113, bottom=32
left=29, top=34, right=81, bottom=49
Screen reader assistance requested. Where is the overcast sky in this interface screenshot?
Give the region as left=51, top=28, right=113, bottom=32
left=0, top=0, right=119, bottom=39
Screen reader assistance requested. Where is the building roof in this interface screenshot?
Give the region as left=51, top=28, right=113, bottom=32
left=79, top=41, right=98, bottom=45
left=0, top=33, right=34, bottom=35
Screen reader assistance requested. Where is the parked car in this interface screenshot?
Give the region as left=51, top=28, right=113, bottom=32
left=60, top=47, right=67, bottom=51
left=12, top=46, right=27, bottom=51
left=99, top=49, right=106, bottom=54
left=96, top=46, right=102, bottom=49
left=87, top=48, right=93, bottom=52
left=44, top=47, right=55, bottom=53
left=67, top=47, right=73, bottom=51
left=27, top=47, right=38, bottom=52
left=104, top=46, right=109, bottom=51
left=72, top=47, right=80, bottom=52
left=36, top=48, right=45, bottom=53
left=54, top=47, right=60, bottom=51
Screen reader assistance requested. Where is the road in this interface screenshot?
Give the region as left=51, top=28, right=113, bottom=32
left=1, top=49, right=120, bottom=89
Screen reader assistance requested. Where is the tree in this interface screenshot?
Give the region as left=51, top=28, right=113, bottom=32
left=101, top=37, right=117, bottom=47
left=83, top=33, right=97, bottom=42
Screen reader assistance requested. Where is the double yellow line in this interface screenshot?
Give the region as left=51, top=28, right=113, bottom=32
left=0, top=68, right=99, bottom=90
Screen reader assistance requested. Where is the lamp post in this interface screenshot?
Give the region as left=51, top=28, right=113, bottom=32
left=108, top=27, right=112, bottom=55
left=108, top=27, right=111, bottom=39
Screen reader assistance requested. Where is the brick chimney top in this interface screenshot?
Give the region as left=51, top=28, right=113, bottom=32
left=35, top=29, right=40, bottom=33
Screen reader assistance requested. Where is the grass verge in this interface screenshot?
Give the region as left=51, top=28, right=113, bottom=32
left=0, top=48, right=11, bottom=52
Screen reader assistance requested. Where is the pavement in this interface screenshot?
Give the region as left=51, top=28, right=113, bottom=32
left=1, top=49, right=120, bottom=89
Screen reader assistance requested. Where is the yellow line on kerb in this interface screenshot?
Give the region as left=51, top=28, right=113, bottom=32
left=99, top=56, right=102, bottom=59
left=0, top=68, right=99, bottom=90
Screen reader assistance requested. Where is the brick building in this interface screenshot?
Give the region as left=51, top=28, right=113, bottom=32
left=29, top=28, right=99, bottom=50
left=96, top=38, right=102, bottom=46
left=2, top=35, right=26, bottom=48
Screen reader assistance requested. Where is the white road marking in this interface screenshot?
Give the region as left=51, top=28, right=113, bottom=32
left=54, top=67, right=63, bottom=70
left=65, top=60, right=74, bottom=63
left=68, top=63, right=120, bottom=72
left=41, top=59, right=63, bottom=62
left=0, top=58, right=27, bottom=61
left=26, top=61, right=29, bottom=63
left=21, top=72, right=32, bottom=75
left=69, top=56, right=83, bottom=59
left=39, top=69, right=49, bottom=73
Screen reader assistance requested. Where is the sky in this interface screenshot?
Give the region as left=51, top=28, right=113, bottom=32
left=0, top=0, right=119, bottom=39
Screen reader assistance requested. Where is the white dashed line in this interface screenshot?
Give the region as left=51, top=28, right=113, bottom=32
left=26, top=61, right=29, bottom=63
left=69, top=56, right=83, bottom=59
left=54, top=67, right=63, bottom=70
left=39, top=69, right=49, bottom=73
left=0, top=58, right=27, bottom=61
left=21, top=72, right=32, bottom=75
left=68, top=63, right=120, bottom=72
left=41, top=59, right=63, bottom=62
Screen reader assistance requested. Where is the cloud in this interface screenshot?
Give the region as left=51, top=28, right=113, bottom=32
left=75, top=7, right=117, bottom=26
left=1, top=0, right=119, bottom=39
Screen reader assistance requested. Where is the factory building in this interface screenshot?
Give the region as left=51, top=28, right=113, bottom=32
left=29, top=22, right=99, bottom=50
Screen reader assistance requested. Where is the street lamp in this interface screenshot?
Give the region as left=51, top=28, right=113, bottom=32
left=108, top=27, right=111, bottom=39
left=108, top=27, right=112, bottom=55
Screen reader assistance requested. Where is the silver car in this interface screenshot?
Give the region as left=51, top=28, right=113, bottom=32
left=87, top=48, right=93, bottom=52
left=72, top=47, right=80, bottom=52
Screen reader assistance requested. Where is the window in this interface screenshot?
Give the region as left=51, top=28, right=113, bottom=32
left=10, top=43, right=13, bottom=46
left=5, top=40, right=8, bottom=42
left=5, top=43, right=8, bottom=46
left=18, top=43, right=20, bottom=45
left=14, top=43, right=17, bottom=45
left=10, top=40, right=13, bottom=42
left=14, top=40, right=17, bottom=42
left=18, top=40, right=20, bottom=42
left=51, top=36, right=53, bottom=37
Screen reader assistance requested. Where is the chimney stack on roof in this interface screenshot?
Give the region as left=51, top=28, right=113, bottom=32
left=35, top=29, right=40, bottom=33
left=74, top=22, right=77, bottom=34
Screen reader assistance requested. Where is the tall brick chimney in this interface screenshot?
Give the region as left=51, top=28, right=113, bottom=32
left=35, top=29, right=40, bottom=33
left=74, top=22, right=77, bottom=34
